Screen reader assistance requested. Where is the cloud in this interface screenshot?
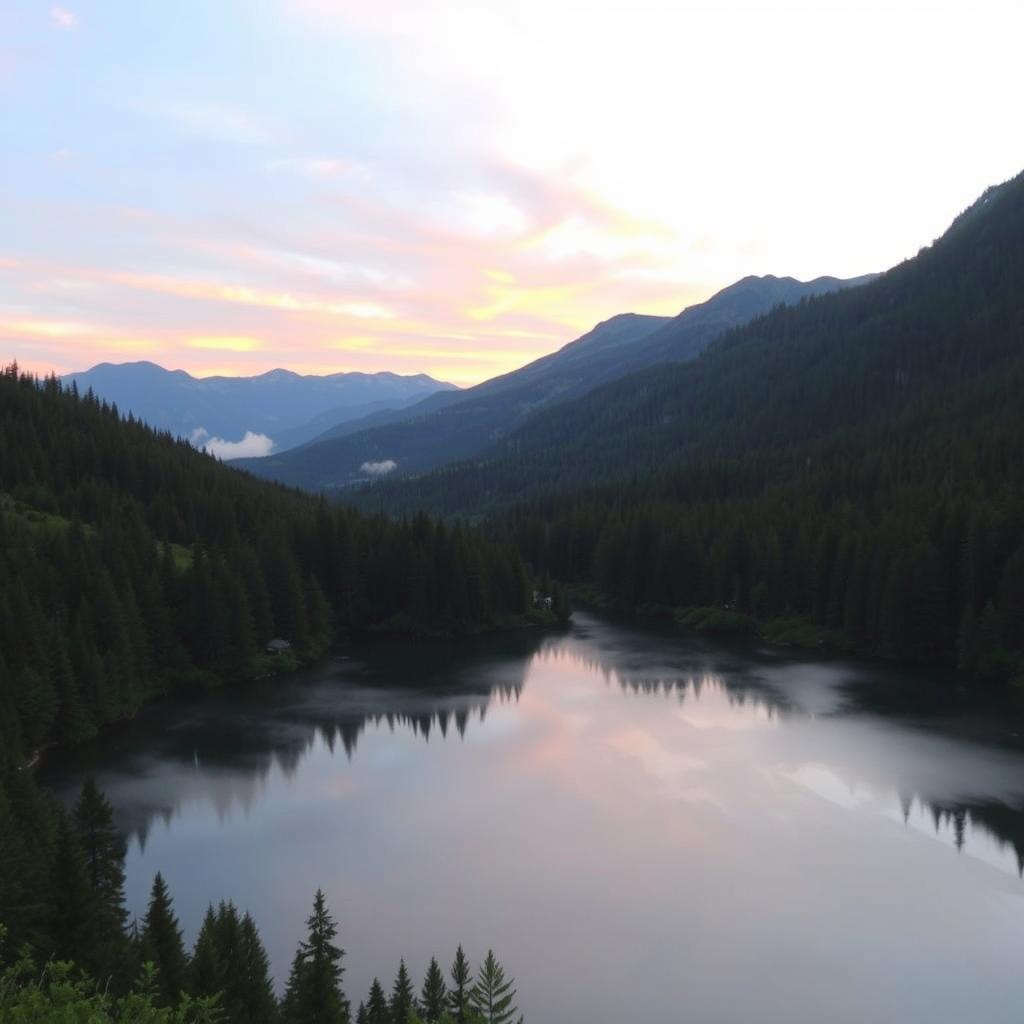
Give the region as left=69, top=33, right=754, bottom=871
left=191, top=427, right=275, bottom=460
left=51, top=7, right=77, bottom=30
left=271, top=157, right=368, bottom=180
left=151, top=102, right=270, bottom=145
left=360, top=459, right=397, bottom=476
left=187, top=335, right=264, bottom=352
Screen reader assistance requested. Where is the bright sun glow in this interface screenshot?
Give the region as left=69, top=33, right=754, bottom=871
left=1, top=0, right=1021, bottom=382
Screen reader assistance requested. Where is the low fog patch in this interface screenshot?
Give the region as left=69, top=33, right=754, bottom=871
left=191, top=427, right=275, bottom=460
left=361, top=459, right=397, bottom=476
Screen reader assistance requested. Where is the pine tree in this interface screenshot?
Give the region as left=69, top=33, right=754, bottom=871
left=190, top=905, right=222, bottom=1000
left=420, top=957, right=448, bottom=1022
left=213, top=900, right=244, bottom=1017
left=72, top=776, right=127, bottom=970
left=237, top=911, right=280, bottom=1024
left=141, top=871, right=190, bottom=1006
left=469, top=951, right=521, bottom=1024
left=364, top=978, right=390, bottom=1024
left=282, top=889, right=349, bottom=1024
left=448, top=947, right=471, bottom=1024
left=48, top=811, right=96, bottom=967
left=389, top=960, right=416, bottom=1024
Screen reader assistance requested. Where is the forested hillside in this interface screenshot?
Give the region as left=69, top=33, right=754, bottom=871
left=503, top=356, right=1024, bottom=674
left=355, top=173, right=1024, bottom=676
left=236, top=274, right=863, bottom=491
left=0, top=364, right=544, bottom=770
left=356, top=172, right=1024, bottom=518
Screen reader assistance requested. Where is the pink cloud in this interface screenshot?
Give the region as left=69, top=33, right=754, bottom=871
left=50, top=7, right=77, bottom=30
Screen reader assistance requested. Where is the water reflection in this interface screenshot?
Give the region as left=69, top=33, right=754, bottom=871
left=38, top=613, right=1024, bottom=1024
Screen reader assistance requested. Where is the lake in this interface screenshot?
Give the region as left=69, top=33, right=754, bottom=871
left=39, top=613, right=1024, bottom=1023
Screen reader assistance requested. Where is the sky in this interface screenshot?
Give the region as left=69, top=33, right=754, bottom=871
left=1, top=0, right=1022, bottom=386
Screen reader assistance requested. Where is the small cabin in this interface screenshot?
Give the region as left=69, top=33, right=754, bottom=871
left=266, top=638, right=292, bottom=655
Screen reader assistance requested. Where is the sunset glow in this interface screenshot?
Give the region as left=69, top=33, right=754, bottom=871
left=2, top=0, right=1021, bottom=382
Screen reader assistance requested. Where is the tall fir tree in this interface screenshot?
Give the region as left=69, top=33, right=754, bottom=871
left=72, top=776, right=128, bottom=978
left=448, top=946, right=472, bottom=1024
left=388, top=960, right=416, bottom=1024
left=469, top=951, right=521, bottom=1024
left=363, top=978, right=390, bottom=1024
left=419, top=957, right=448, bottom=1023
left=190, top=905, right=222, bottom=1001
left=282, top=889, right=349, bottom=1024
left=237, top=911, right=280, bottom=1024
left=141, top=871, right=190, bottom=1007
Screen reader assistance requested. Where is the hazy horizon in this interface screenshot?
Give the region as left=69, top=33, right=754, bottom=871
left=2, top=0, right=1022, bottom=385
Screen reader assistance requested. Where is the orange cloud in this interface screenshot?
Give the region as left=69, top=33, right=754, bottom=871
left=187, top=336, right=264, bottom=352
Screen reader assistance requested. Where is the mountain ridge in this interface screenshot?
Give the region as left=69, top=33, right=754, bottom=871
left=236, top=273, right=869, bottom=489
left=61, top=361, right=458, bottom=454
left=348, top=170, right=1024, bottom=517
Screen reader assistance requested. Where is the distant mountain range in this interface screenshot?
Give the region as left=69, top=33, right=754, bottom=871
left=235, top=273, right=872, bottom=488
left=346, top=171, right=1024, bottom=518
left=60, top=363, right=458, bottom=457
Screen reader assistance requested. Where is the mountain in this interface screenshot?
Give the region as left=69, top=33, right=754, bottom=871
left=61, top=362, right=458, bottom=456
left=236, top=274, right=867, bottom=489
left=355, top=172, right=1024, bottom=518
left=350, top=172, right=1024, bottom=679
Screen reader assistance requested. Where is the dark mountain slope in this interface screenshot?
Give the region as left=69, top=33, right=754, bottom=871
left=502, top=347, right=1024, bottom=673
left=355, top=172, right=1024, bottom=517
left=237, top=275, right=862, bottom=489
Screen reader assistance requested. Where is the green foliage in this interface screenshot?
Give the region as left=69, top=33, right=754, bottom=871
left=447, top=946, right=472, bottom=1024
left=469, top=951, right=521, bottom=1024
left=0, top=950, right=221, bottom=1023
left=191, top=902, right=279, bottom=1024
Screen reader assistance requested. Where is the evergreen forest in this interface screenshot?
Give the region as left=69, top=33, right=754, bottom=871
left=0, top=362, right=560, bottom=769
left=354, top=173, right=1024, bottom=678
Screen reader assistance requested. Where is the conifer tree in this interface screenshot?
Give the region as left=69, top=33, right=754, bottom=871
left=190, top=905, right=222, bottom=1001
left=237, top=911, right=280, bottom=1024
left=469, top=951, right=521, bottom=1024
left=48, top=811, right=96, bottom=967
left=448, top=947, right=471, bottom=1024
left=420, top=957, right=448, bottom=1022
left=72, top=777, right=127, bottom=963
left=364, top=978, right=390, bottom=1024
left=389, top=960, right=416, bottom=1024
left=282, top=889, right=349, bottom=1024
left=141, top=872, right=190, bottom=1006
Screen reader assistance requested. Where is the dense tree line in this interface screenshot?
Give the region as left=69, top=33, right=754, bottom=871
left=0, top=776, right=524, bottom=1023
left=501, top=352, right=1024, bottom=675
left=0, top=362, right=548, bottom=767
left=348, top=174, right=1024, bottom=676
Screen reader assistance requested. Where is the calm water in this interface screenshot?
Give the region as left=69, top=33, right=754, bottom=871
left=40, top=614, right=1024, bottom=1023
